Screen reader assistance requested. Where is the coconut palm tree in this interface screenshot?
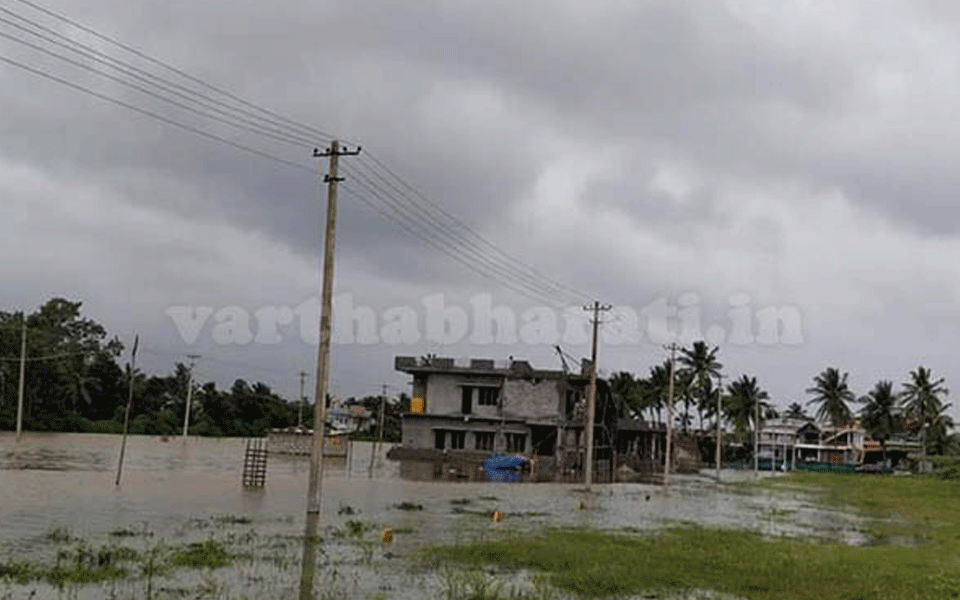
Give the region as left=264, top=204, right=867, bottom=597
left=724, top=375, right=770, bottom=442
left=926, top=403, right=954, bottom=456
left=785, top=402, right=808, bottom=420
left=679, top=341, right=723, bottom=431
left=805, top=367, right=856, bottom=427
left=608, top=371, right=643, bottom=419
left=642, top=362, right=673, bottom=425
left=902, top=366, right=949, bottom=456
left=859, top=380, right=900, bottom=465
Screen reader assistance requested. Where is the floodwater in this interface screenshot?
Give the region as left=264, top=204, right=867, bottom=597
left=0, top=433, right=869, bottom=599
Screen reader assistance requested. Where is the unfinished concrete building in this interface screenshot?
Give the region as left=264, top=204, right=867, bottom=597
left=387, top=355, right=620, bottom=482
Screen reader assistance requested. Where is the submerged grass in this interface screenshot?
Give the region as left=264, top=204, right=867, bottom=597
left=169, top=540, right=234, bottom=569
left=429, top=525, right=956, bottom=599
left=429, top=474, right=960, bottom=599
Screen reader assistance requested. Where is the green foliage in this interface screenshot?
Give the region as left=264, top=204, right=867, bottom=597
left=0, top=297, right=305, bottom=437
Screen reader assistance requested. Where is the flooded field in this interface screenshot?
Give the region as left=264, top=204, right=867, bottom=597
left=0, top=433, right=871, bottom=599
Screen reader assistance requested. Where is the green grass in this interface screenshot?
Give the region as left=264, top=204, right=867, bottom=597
left=765, top=472, right=960, bottom=543
left=428, top=474, right=960, bottom=599
left=429, top=526, right=957, bottom=599
left=169, top=540, right=234, bottom=569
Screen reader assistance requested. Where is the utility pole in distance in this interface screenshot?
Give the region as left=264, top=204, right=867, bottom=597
left=299, top=139, right=360, bottom=600
left=664, top=343, right=679, bottom=488
left=582, top=301, right=612, bottom=491
left=182, top=354, right=200, bottom=439
left=15, top=318, right=26, bottom=443
left=715, top=373, right=724, bottom=482
left=116, top=335, right=139, bottom=486
left=369, top=384, right=387, bottom=479
left=298, top=371, right=307, bottom=428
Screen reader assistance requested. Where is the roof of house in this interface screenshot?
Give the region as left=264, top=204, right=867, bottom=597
left=394, top=355, right=590, bottom=382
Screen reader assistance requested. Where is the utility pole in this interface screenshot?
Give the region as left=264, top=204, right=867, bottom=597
left=582, top=301, right=612, bottom=491
left=715, top=373, right=724, bottom=481
left=116, top=335, right=139, bottom=486
left=369, top=384, right=387, bottom=478
left=754, top=387, right=760, bottom=476
left=299, top=139, right=360, bottom=600
left=298, top=371, right=307, bottom=429
left=15, top=319, right=26, bottom=443
left=182, top=354, right=200, bottom=439
left=664, top=343, right=678, bottom=488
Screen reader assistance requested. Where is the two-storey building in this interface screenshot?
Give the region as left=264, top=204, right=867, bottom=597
left=388, top=355, right=619, bottom=482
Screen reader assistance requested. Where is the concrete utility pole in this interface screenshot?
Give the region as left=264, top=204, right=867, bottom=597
left=754, top=387, right=761, bottom=476
left=582, top=301, right=612, bottom=491
left=182, top=354, right=200, bottom=439
left=369, top=384, right=387, bottom=478
left=716, top=373, right=724, bottom=481
left=664, top=343, right=678, bottom=488
left=116, top=335, right=139, bottom=486
left=298, top=371, right=307, bottom=428
left=299, top=139, right=360, bottom=600
left=15, top=319, right=26, bottom=443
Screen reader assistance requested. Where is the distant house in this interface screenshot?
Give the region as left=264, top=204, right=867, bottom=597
left=757, top=418, right=886, bottom=471
left=757, top=417, right=808, bottom=468
left=327, top=404, right=373, bottom=434
left=387, top=355, right=620, bottom=481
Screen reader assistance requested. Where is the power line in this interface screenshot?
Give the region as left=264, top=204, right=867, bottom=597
left=0, top=52, right=315, bottom=173
left=0, top=0, right=594, bottom=311
left=7, top=0, right=339, bottom=142
left=356, top=152, right=592, bottom=302
left=345, top=173, right=572, bottom=304
left=0, top=10, right=325, bottom=148
left=343, top=162, right=584, bottom=306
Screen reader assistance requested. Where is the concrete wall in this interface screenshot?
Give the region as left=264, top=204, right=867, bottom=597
left=502, top=379, right=563, bottom=422
left=402, top=414, right=529, bottom=453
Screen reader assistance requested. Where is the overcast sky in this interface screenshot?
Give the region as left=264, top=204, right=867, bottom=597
left=2, top=0, right=959, bottom=420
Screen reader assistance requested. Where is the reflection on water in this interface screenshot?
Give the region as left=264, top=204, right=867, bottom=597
left=0, top=432, right=871, bottom=599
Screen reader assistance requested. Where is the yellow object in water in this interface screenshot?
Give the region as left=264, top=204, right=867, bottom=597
left=492, top=511, right=503, bottom=523
left=381, top=527, right=394, bottom=545
left=410, top=397, right=424, bottom=414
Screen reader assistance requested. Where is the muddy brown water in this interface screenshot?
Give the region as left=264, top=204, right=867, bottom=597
left=0, top=432, right=868, bottom=599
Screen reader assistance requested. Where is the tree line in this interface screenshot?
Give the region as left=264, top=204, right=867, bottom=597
left=608, top=341, right=958, bottom=456
left=0, top=298, right=403, bottom=441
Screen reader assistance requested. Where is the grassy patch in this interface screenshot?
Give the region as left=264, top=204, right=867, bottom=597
left=765, top=472, right=960, bottom=543
left=395, top=501, right=424, bottom=511
left=169, top=540, right=234, bottom=569
left=429, top=525, right=956, bottom=599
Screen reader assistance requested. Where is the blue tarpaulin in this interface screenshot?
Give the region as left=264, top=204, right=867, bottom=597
left=483, top=454, right=528, bottom=482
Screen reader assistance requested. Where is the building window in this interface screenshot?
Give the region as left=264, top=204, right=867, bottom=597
left=475, top=431, right=495, bottom=451
left=450, top=431, right=466, bottom=450
left=434, top=430, right=446, bottom=450
left=461, top=386, right=473, bottom=414
left=478, top=387, right=499, bottom=406
left=506, top=433, right=526, bottom=453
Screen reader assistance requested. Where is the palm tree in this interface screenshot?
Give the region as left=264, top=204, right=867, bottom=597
left=608, top=371, right=643, bottom=419
left=785, top=402, right=808, bottom=420
left=679, top=341, right=723, bottom=431
left=859, top=380, right=900, bottom=465
left=902, top=366, right=949, bottom=456
left=806, top=367, right=856, bottom=427
left=724, top=375, right=770, bottom=442
left=642, top=362, right=674, bottom=425
left=925, top=403, right=954, bottom=456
